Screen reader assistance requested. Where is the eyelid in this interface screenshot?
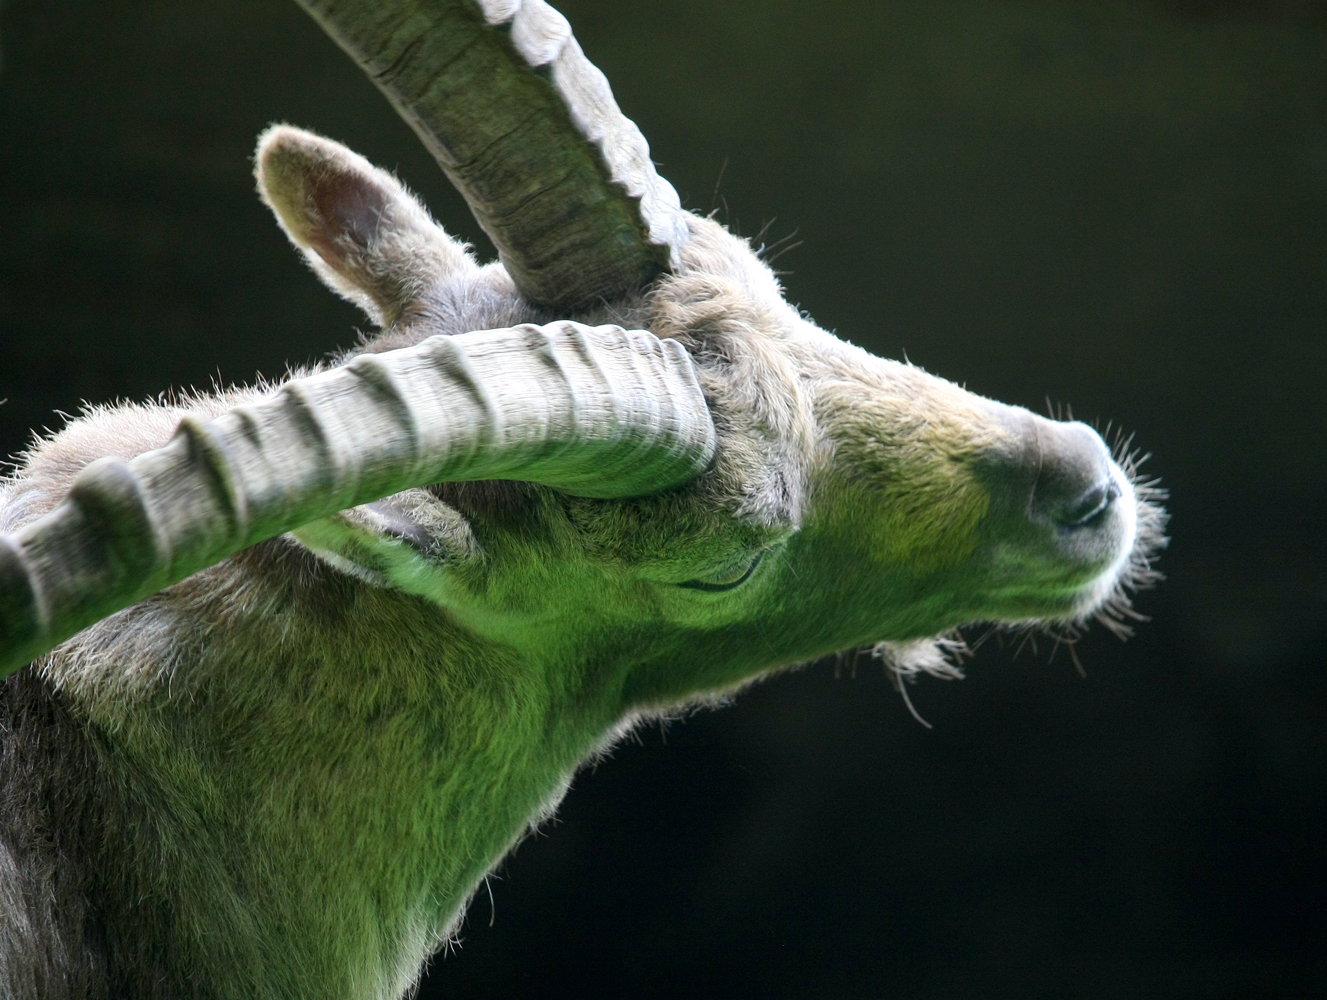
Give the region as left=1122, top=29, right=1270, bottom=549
left=676, top=553, right=763, bottom=593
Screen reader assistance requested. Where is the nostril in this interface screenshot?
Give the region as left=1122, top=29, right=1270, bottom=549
left=1056, top=479, right=1120, bottom=529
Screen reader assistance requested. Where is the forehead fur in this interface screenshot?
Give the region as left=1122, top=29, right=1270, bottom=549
left=645, top=221, right=816, bottom=537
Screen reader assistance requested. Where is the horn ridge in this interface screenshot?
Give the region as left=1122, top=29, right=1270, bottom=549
left=294, top=0, right=687, bottom=310
left=0, top=323, right=715, bottom=678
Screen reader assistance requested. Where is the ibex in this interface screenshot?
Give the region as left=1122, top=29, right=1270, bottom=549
left=0, top=1, right=1165, bottom=997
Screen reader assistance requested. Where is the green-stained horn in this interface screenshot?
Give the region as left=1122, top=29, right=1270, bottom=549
left=0, top=324, right=717, bottom=679
left=293, top=0, right=690, bottom=311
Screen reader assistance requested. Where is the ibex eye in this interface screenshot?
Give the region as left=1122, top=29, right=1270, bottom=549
left=677, top=553, right=764, bottom=593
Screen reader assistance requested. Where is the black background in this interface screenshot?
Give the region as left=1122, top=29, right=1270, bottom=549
left=2, top=1, right=1325, bottom=996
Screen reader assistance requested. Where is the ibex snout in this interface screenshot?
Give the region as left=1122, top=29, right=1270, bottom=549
left=1033, top=420, right=1117, bottom=527
left=1032, top=418, right=1137, bottom=583
left=975, top=405, right=1145, bottom=621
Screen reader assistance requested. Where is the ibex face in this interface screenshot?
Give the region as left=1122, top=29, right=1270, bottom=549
left=253, top=124, right=1162, bottom=713
left=785, top=363, right=1147, bottom=640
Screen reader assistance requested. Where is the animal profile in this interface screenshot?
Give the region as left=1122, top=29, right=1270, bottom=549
left=0, top=1, right=1165, bottom=997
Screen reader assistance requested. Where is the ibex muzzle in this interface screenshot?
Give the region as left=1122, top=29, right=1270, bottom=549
left=977, top=404, right=1142, bottom=618
left=0, top=1, right=1165, bottom=998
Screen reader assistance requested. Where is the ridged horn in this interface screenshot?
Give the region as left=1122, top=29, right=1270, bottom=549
left=0, top=323, right=716, bottom=678
left=293, top=0, right=689, bottom=311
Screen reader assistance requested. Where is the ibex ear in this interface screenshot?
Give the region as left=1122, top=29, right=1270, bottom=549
left=255, top=125, right=477, bottom=327
left=290, top=490, right=482, bottom=604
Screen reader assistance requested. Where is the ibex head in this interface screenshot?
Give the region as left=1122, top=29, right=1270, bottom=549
left=0, top=0, right=1163, bottom=706
left=243, top=109, right=1163, bottom=711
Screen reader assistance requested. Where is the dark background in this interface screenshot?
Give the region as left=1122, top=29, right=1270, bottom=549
left=2, top=0, right=1325, bottom=996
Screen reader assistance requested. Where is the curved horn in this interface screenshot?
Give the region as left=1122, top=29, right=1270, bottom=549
left=0, top=323, right=715, bottom=678
left=293, top=0, right=689, bottom=310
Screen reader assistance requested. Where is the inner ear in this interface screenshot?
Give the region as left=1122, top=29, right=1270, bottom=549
left=305, top=169, right=390, bottom=266
left=289, top=490, right=482, bottom=601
